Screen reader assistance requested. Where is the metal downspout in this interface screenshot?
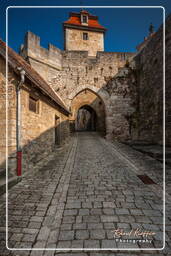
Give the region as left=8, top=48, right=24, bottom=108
left=16, top=67, right=25, bottom=176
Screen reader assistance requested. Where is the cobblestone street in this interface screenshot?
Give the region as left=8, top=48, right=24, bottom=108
left=0, top=132, right=171, bottom=255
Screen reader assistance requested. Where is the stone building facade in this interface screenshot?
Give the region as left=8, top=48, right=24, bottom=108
left=20, top=11, right=135, bottom=140
left=0, top=39, right=70, bottom=182
left=19, top=10, right=170, bottom=145
left=63, top=10, right=106, bottom=56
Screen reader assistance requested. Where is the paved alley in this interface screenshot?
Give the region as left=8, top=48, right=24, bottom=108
left=0, top=132, right=171, bottom=255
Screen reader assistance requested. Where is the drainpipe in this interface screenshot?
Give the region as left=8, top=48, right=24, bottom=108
left=16, top=67, right=25, bottom=176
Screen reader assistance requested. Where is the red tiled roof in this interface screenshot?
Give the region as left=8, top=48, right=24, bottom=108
left=0, top=39, right=70, bottom=115
left=64, top=12, right=106, bottom=30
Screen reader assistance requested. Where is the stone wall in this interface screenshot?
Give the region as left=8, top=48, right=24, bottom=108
left=21, top=84, right=70, bottom=173
left=20, top=31, right=62, bottom=71
left=65, top=28, right=104, bottom=56
left=0, top=58, right=17, bottom=174
left=20, top=32, right=135, bottom=140
left=166, top=15, right=171, bottom=146
left=102, top=66, right=135, bottom=140
left=20, top=32, right=134, bottom=106
left=105, top=14, right=171, bottom=145
left=130, top=15, right=168, bottom=145
left=0, top=56, right=70, bottom=176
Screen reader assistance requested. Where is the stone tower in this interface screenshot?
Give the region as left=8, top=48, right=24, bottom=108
left=63, top=10, right=106, bottom=56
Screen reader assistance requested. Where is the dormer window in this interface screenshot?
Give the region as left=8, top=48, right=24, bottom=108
left=81, top=14, right=88, bottom=25
left=83, top=15, right=88, bottom=23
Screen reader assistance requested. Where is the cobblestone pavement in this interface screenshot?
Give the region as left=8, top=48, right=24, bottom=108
left=0, top=132, right=171, bottom=256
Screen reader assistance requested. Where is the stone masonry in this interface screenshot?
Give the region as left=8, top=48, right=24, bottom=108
left=20, top=31, right=134, bottom=140
left=63, top=10, right=106, bottom=56
left=0, top=40, right=70, bottom=178
left=19, top=11, right=171, bottom=145
left=65, top=28, right=104, bottom=56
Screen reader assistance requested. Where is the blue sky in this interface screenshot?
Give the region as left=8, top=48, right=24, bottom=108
left=0, top=0, right=171, bottom=53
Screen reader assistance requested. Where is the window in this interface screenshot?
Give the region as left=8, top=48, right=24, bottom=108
left=83, top=32, right=88, bottom=40
left=83, top=15, right=88, bottom=23
left=29, top=95, right=39, bottom=113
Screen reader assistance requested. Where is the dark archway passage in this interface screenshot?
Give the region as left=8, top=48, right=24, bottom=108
left=70, top=88, right=106, bottom=135
left=75, top=105, right=97, bottom=131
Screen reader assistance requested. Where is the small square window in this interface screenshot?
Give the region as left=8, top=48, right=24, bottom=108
left=29, top=95, right=39, bottom=113
left=83, top=32, right=88, bottom=40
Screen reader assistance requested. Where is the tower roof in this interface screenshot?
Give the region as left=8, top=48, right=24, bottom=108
left=63, top=10, right=106, bottom=32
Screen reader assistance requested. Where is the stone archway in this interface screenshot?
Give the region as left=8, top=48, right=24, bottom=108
left=70, top=88, right=106, bottom=135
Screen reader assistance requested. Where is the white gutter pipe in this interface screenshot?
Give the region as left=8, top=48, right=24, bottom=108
left=16, top=67, right=25, bottom=176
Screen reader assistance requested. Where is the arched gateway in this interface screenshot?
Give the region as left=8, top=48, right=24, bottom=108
left=70, top=89, right=106, bottom=135
left=76, top=105, right=97, bottom=131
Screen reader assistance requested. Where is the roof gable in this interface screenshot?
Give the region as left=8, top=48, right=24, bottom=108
left=64, top=10, right=106, bottom=32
